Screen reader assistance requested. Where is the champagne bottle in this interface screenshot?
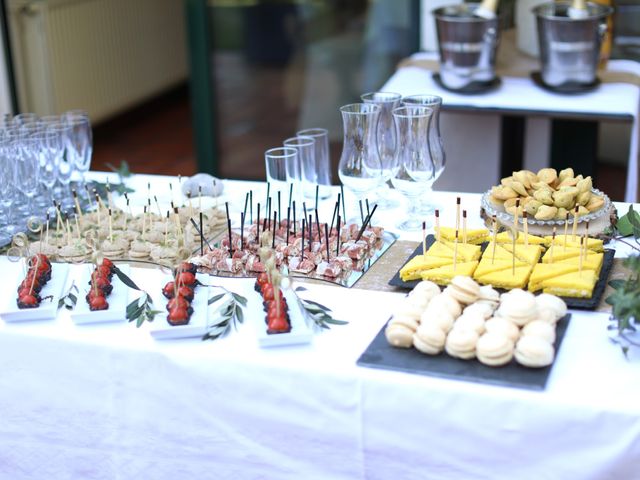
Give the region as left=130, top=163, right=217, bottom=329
left=475, top=0, right=499, bottom=20
left=568, top=0, right=589, bottom=19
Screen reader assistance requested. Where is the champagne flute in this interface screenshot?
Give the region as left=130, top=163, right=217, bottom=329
left=63, top=111, right=93, bottom=195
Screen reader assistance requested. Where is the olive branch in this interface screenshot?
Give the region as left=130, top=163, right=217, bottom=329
left=203, top=288, right=247, bottom=341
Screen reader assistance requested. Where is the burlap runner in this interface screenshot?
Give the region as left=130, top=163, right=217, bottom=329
left=398, top=30, right=640, bottom=87
left=353, top=240, right=630, bottom=313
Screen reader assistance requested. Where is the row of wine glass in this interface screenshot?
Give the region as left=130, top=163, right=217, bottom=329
left=0, top=111, right=93, bottom=245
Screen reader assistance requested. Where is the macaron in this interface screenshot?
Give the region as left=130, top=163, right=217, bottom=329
left=428, top=293, right=462, bottom=318
left=478, top=285, right=500, bottom=304
left=445, top=326, right=479, bottom=360
left=413, top=323, right=447, bottom=355
left=454, top=312, right=486, bottom=335
left=535, top=308, right=559, bottom=325
left=444, top=276, right=480, bottom=305
left=463, top=302, right=495, bottom=320
left=411, top=280, right=441, bottom=301
left=420, top=306, right=455, bottom=333
left=385, top=324, right=414, bottom=348
left=388, top=314, right=419, bottom=332
left=522, top=320, right=556, bottom=344
left=535, top=293, right=567, bottom=321
left=515, top=336, right=555, bottom=368
left=485, top=317, right=520, bottom=343
left=476, top=332, right=515, bottom=367
left=497, top=291, right=538, bottom=327
left=394, top=302, right=424, bottom=321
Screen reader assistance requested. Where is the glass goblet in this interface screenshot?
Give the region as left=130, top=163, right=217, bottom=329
left=391, top=105, right=435, bottom=231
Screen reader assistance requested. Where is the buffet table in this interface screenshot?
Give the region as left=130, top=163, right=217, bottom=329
left=1, top=173, right=639, bottom=480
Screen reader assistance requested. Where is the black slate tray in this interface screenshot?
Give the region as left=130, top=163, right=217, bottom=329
left=357, top=314, right=571, bottom=391
left=387, top=237, right=615, bottom=310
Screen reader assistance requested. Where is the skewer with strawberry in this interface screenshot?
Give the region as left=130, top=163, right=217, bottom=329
left=85, top=258, right=115, bottom=311
left=162, top=262, right=199, bottom=326
left=17, top=254, right=52, bottom=309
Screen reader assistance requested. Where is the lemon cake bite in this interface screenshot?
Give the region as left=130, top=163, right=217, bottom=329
left=499, top=243, right=543, bottom=265
left=555, top=252, right=604, bottom=274
left=544, top=235, right=603, bottom=252
left=475, top=265, right=532, bottom=289
left=495, top=231, right=546, bottom=246
left=399, top=255, right=452, bottom=282
left=438, top=226, right=489, bottom=245
left=426, top=241, right=481, bottom=262
left=528, top=263, right=580, bottom=292
left=542, top=270, right=598, bottom=298
left=421, top=261, right=479, bottom=286
left=473, top=257, right=528, bottom=279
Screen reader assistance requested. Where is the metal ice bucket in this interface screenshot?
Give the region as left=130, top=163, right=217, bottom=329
left=533, top=1, right=613, bottom=87
left=433, top=3, right=500, bottom=90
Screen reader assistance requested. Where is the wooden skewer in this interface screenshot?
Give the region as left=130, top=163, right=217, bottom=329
left=45, top=213, right=50, bottom=246
left=511, top=228, right=516, bottom=276
left=578, top=236, right=584, bottom=276
left=108, top=209, right=113, bottom=243
left=514, top=199, right=520, bottom=235
left=336, top=214, right=342, bottom=256
left=462, top=210, right=467, bottom=244
left=491, top=215, right=497, bottom=265
left=571, top=205, right=579, bottom=241
left=187, top=191, right=194, bottom=219
left=84, top=185, right=94, bottom=210
left=142, top=206, right=147, bottom=240
left=72, top=189, right=83, bottom=223
left=455, top=197, right=461, bottom=233
left=154, top=195, right=162, bottom=217
left=198, top=186, right=203, bottom=215
left=422, top=221, right=427, bottom=257
left=563, top=212, right=569, bottom=251
left=550, top=227, right=556, bottom=263
left=95, top=194, right=101, bottom=228
left=201, top=211, right=206, bottom=255
left=435, top=209, right=440, bottom=243
left=164, top=211, right=170, bottom=246
left=453, top=229, right=459, bottom=272
left=66, top=218, right=72, bottom=246
left=249, top=190, right=253, bottom=224
left=523, top=211, right=529, bottom=247
left=324, top=223, right=330, bottom=260
left=106, top=180, right=113, bottom=210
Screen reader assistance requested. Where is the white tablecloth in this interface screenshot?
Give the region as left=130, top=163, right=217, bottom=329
left=1, top=175, right=639, bottom=479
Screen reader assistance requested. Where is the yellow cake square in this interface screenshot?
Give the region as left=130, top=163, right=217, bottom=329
left=421, top=261, right=479, bottom=286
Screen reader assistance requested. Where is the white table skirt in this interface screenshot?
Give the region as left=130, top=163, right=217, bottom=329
left=1, top=174, right=639, bottom=479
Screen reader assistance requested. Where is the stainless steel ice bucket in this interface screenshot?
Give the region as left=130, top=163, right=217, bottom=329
left=533, top=1, right=613, bottom=87
left=433, top=3, right=500, bottom=90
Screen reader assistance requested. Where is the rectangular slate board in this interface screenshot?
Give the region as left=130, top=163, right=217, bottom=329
left=387, top=236, right=615, bottom=310
left=357, top=314, right=571, bottom=391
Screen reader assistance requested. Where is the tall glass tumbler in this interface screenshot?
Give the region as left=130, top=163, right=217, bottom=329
left=297, top=128, right=332, bottom=199
left=337, top=103, right=382, bottom=222
left=283, top=135, right=315, bottom=204
left=402, top=94, right=446, bottom=214
left=64, top=112, right=93, bottom=195
left=361, top=91, right=401, bottom=208
left=391, top=106, right=435, bottom=231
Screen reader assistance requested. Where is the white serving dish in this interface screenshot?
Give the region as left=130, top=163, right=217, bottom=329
left=149, top=273, right=209, bottom=340
left=0, top=262, right=70, bottom=322
left=70, top=264, right=131, bottom=325
left=253, top=287, right=313, bottom=348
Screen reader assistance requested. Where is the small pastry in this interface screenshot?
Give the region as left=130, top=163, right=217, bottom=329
left=534, top=293, right=567, bottom=321
left=443, top=275, right=480, bottom=305
left=405, top=293, right=431, bottom=312
left=476, top=332, right=514, bottom=367
left=496, top=290, right=537, bottom=327
left=535, top=308, right=559, bottom=325
left=385, top=324, right=414, bottom=348
left=478, top=285, right=500, bottom=305
left=514, top=336, right=555, bottom=368
left=454, top=312, right=486, bottom=335
left=413, top=323, right=446, bottom=355
left=129, top=240, right=152, bottom=259
left=395, top=302, right=424, bottom=322
left=445, top=327, right=479, bottom=360
left=522, top=320, right=556, bottom=344
left=463, top=302, right=495, bottom=320
left=410, top=280, right=441, bottom=301
left=427, top=293, right=462, bottom=318
left=388, top=314, right=419, bottom=332
left=484, top=317, right=520, bottom=343
left=420, top=307, right=455, bottom=334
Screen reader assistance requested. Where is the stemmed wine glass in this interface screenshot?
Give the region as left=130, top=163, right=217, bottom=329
left=361, top=91, right=401, bottom=208
left=0, top=136, right=18, bottom=243
left=8, top=129, right=40, bottom=220
left=402, top=95, right=446, bottom=214
left=391, top=105, right=436, bottom=231
left=52, top=123, right=75, bottom=209
left=338, top=103, right=382, bottom=223
left=32, top=128, right=61, bottom=216
left=63, top=111, right=93, bottom=195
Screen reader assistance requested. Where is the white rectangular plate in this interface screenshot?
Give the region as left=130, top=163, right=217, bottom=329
left=149, top=273, right=209, bottom=340
left=70, top=265, right=131, bottom=325
left=253, top=288, right=313, bottom=348
left=0, top=263, right=70, bottom=322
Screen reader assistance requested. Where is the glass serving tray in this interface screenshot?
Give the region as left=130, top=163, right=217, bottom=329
left=480, top=188, right=611, bottom=227
left=198, top=231, right=398, bottom=288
